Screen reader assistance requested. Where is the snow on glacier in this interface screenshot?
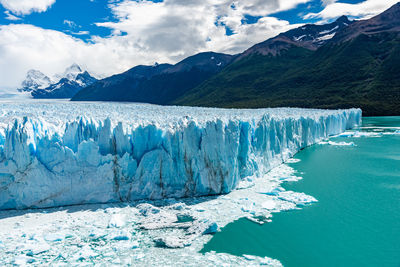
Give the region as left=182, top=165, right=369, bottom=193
left=0, top=100, right=361, bottom=210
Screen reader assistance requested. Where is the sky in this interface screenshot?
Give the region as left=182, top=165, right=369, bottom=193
left=0, top=0, right=398, bottom=89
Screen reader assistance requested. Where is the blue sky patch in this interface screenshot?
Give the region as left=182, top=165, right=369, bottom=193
left=271, top=2, right=324, bottom=24
left=0, top=0, right=122, bottom=41
left=241, top=14, right=262, bottom=25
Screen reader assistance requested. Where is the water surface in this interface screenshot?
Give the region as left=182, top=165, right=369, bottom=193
left=202, top=117, right=400, bottom=267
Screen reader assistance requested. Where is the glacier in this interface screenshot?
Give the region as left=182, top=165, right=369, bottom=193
left=0, top=100, right=361, bottom=210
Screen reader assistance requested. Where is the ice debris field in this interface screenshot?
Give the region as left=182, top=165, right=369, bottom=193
left=0, top=100, right=361, bottom=265
left=0, top=164, right=306, bottom=266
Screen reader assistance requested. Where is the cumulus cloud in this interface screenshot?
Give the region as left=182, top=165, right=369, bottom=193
left=97, top=0, right=305, bottom=58
left=0, top=0, right=56, bottom=15
left=0, top=0, right=309, bottom=89
left=304, top=0, right=399, bottom=21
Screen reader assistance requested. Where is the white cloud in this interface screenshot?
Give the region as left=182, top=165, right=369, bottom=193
left=63, top=20, right=76, bottom=28
left=304, top=0, right=399, bottom=21
left=97, top=0, right=305, bottom=57
left=0, top=0, right=56, bottom=15
left=321, top=0, right=336, bottom=7
left=4, top=10, right=22, bottom=21
left=70, top=30, right=90, bottom=35
left=0, top=0, right=309, bottom=89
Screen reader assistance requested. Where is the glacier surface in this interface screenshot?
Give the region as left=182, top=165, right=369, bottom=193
left=0, top=100, right=361, bottom=210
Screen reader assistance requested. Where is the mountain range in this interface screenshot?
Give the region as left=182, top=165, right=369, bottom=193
left=71, top=13, right=353, bottom=104
left=72, top=52, right=234, bottom=104
left=175, top=3, right=400, bottom=116
left=70, top=3, right=399, bottom=115
left=18, top=64, right=97, bottom=99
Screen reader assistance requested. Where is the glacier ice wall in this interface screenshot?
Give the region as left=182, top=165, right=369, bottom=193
left=0, top=101, right=361, bottom=209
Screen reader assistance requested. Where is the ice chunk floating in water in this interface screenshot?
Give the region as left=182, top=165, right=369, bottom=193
left=0, top=101, right=361, bottom=209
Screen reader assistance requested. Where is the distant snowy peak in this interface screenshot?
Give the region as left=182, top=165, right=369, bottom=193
left=65, top=63, right=82, bottom=73
left=32, top=70, right=97, bottom=99
left=18, top=64, right=97, bottom=99
left=55, top=63, right=84, bottom=82
left=18, top=70, right=53, bottom=92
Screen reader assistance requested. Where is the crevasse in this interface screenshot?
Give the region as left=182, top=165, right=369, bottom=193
left=0, top=102, right=361, bottom=210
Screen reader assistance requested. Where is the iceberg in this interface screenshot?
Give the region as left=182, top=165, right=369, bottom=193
left=0, top=100, right=361, bottom=210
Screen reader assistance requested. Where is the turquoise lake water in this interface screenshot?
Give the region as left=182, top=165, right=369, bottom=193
left=202, top=117, right=400, bottom=267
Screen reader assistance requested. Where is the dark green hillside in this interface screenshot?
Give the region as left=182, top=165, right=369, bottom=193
left=174, top=33, right=400, bottom=116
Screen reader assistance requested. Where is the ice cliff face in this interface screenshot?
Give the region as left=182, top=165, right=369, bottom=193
left=0, top=101, right=361, bottom=210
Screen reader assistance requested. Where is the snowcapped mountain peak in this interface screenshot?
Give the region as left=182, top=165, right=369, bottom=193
left=65, top=63, right=82, bottom=73
left=18, top=64, right=97, bottom=98
left=19, top=69, right=52, bottom=92
left=57, top=63, right=84, bottom=81
left=26, top=69, right=45, bottom=78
